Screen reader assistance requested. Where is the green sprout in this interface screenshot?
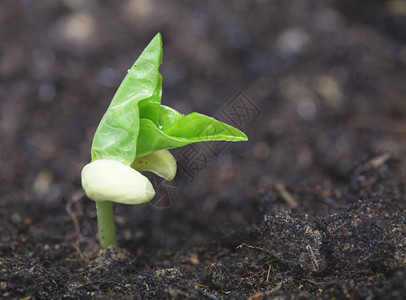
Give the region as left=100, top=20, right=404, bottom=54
left=81, top=33, right=248, bottom=248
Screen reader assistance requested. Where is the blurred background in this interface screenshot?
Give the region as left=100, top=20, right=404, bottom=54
left=1, top=0, right=406, bottom=247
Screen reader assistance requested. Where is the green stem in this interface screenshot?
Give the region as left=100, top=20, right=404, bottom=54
left=96, top=201, right=118, bottom=248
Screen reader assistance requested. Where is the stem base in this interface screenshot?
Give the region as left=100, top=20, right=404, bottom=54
left=96, top=201, right=118, bottom=248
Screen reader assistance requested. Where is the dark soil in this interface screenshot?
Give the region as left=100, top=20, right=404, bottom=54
left=1, top=0, right=406, bottom=299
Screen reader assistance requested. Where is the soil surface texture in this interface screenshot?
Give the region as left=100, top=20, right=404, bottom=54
left=1, top=0, right=406, bottom=299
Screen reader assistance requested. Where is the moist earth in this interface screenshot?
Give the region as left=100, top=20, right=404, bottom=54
left=1, top=0, right=406, bottom=299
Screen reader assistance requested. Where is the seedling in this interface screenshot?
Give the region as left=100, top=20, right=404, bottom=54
left=81, top=33, right=248, bottom=248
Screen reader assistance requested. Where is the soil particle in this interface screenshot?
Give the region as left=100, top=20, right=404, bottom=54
left=324, top=200, right=406, bottom=275
left=260, top=213, right=327, bottom=274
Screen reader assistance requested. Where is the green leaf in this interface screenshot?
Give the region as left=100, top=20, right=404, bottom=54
left=164, top=112, right=247, bottom=141
left=91, top=33, right=163, bottom=165
left=136, top=110, right=248, bottom=158
left=138, top=73, right=162, bottom=124
left=90, top=33, right=248, bottom=166
left=158, top=105, right=183, bottom=130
